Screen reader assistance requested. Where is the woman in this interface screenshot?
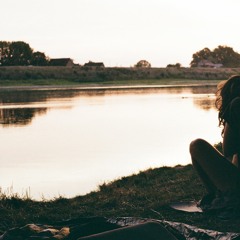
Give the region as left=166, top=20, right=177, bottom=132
left=190, top=75, right=240, bottom=207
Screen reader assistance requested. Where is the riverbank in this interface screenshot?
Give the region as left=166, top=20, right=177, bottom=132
left=0, top=66, right=239, bottom=87
left=1, top=164, right=240, bottom=235
left=0, top=81, right=220, bottom=91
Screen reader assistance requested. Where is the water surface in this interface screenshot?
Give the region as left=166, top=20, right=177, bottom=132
left=0, top=85, right=222, bottom=199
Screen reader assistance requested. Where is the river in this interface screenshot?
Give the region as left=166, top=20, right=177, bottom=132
left=0, top=85, right=222, bottom=200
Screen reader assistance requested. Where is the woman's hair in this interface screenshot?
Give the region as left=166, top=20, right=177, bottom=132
left=215, top=75, right=240, bottom=128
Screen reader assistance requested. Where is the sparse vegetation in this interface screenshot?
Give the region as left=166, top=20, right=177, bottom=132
left=0, top=66, right=240, bottom=87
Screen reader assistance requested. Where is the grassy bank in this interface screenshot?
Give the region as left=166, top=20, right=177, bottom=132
left=1, top=164, right=240, bottom=235
left=0, top=78, right=222, bottom=89
left=0, top=66, right=240, bottom=87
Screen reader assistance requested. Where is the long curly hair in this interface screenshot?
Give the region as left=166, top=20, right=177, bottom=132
left=215, top=75, right=240, bottom=128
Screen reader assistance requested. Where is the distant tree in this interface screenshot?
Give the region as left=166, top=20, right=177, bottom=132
left=0, top=41, right=11, bottom=65
left=190, top=45, right=240, bottom=68
left=0, top=41, right=49, bottom=66
left=135, top=60, right=151, bottom=68
left=31, top=51, right=49, bottom=66
left=167, top=63, right=182, bottom=68
left=7, top=41, right=33, bottom=66
left=212, top=45, right=240, bottom=67
left=190, top=48, right=213, bottom=67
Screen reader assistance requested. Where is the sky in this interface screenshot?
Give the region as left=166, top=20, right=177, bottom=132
left=1, top=0, right=240, bottom=67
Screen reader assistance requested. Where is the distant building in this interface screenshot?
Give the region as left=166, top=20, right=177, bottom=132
left=83, top=61, right=105, bottom=69
left=197, top=60, right=223, bottom=68
left=49, top=58, right=75, bottom=67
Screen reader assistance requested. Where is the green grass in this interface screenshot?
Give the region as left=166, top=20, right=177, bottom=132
left=0, top=65, right=239, bottom=88
left=1, top=163, right=240, bottom=235
left=0, top=78, right=80, bottom=86
left=0, top=78, right=222, bottom=88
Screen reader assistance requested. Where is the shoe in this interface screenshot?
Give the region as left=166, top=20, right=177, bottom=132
left=197, top=193, right=216, bottom=210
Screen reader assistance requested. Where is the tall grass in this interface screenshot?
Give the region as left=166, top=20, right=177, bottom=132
left=0, top=66, right=240, bottom=87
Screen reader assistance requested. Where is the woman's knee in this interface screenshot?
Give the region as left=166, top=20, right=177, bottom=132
left=189, top=138, right=209, bottom=157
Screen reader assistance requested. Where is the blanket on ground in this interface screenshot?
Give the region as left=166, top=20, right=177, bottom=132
left=0, top=217, right=239, bottom=240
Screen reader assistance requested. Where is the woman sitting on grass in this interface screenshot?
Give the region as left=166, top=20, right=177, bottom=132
left=190, top=75, right=240, bottom=207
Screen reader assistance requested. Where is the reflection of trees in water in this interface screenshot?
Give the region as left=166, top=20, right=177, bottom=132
left=0, top=90, right=80, bottom=104
left=190, top=86, right=217, bottom=111
left=0, top=108, right=47, bottom=126
left=0, top=85, right=218, bottom=103
left=191, top=85, right=216, bottom=94
left=193, top=98, right=216, bottom=111
left=0, top=89, right=90, bottom=127
left=0, top=90, right=79, bottom=127
left=100, top=85, right=217, bottom=96
left=0, top=86, right=218, bottom=126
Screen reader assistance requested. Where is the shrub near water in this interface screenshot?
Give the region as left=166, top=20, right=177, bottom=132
left=1, top=66, right=240, bottom=85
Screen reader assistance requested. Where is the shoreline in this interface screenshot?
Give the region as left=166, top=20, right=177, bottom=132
left=0, top=82, right=220, bottom=91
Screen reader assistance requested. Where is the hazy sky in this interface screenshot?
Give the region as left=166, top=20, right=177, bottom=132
left=2, top=0, right=240, bottom=67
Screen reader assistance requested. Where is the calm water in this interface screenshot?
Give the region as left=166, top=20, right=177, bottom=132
left=0, top=85, right=222, bottom=199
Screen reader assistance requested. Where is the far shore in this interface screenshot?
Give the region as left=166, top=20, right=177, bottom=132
left=1, top=65, right=238, bottom=94
left=0, top=66, right=238, bottom=90
left=0, top=79, right=222, bottom=91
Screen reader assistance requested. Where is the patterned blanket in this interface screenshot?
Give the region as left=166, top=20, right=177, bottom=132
left=0, top=217, right=239, bottom=239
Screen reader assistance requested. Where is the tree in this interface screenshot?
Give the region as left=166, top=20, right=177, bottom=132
left=0, top=41, right=11, bottom=65
left=135, top=60, right=151, bottom=68
left=212, top=46, right=240, bottom=67
left=167, top=63, right=182, bottom=68
left=190, top=45, right=240, bottom=68
left=190, top=48, right=213, bottom=67
left=0, top=41, right=49, bottom=66
left=31, top=51, right=49, bottom=66
left=7, top=41, right=33, bottom=66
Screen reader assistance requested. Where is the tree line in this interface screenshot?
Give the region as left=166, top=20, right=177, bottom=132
left=127, top=46, right=240, bottom=69
left=0, top=41, right=48, bottom=66
left=1, top=41, right=240, bottom=68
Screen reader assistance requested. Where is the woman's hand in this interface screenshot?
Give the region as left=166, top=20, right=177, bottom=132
left=232, top=154, right=239, bottom=167
left=222, top=97, right=240, bottom=159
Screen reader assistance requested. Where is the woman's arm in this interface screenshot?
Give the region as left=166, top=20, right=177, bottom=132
left=222, top=97, right=240, bottom=161
left=223, top=123, right=238, bottom=160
